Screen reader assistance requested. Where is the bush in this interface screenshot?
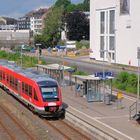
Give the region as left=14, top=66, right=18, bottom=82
left=73, top=70, right=88, bottom=76
left=113, top=71, right=138, bottom=94
left=0, top=50, right=46, bottom=68
left=76, top=40, right=89, bottom=50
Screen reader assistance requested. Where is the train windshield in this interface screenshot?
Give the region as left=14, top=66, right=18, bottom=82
left=40, top=86, right=59, bottom=102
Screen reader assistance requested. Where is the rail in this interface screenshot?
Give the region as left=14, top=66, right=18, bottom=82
left=44, top=119, right=91, bottom=140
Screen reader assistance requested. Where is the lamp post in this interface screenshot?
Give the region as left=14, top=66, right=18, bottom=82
left=21, top=45, right=22, bottom=67
left=100, top=50, right=108, bottom=77
left=100, top=49, right=108, bottom=94
left=137, top=47, right=140, bottom=102
left=36, top=43, right=41, bottom=64
left=61, top=40, right=66, bottom=87
left=20, top=42, right=24, bottom=67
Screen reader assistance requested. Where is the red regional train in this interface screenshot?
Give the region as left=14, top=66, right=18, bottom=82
left=0, top=60, right=65, bottom=118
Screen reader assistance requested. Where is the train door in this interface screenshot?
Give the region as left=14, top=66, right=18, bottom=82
left=18, top=80, right=21, bottom=96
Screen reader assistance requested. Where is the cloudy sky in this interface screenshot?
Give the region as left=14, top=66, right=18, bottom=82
left=0, top=0, right=84, bottom=19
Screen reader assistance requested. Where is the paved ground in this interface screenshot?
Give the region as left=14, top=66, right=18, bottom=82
left=61, top=86, right=140, bottom=140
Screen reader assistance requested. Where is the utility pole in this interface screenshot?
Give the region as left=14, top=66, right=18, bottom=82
left=137, top=47, right=140, bottom=114
left=137, top=47, right=140, bottom=101
left=36, top=43, right=41, bottom=64
left=20, top=42, right=24, bottom=67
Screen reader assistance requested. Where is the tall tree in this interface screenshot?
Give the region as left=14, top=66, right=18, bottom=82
left=43, top=6, right=64, bottom=47
left=83, top=0, right=90, bottom=11
left=65, top=11, right=89, bottom=41
left=54, top=0, right=71, bottom=10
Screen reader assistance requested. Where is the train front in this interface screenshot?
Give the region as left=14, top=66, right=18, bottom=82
left=37, top=79, right=65, bottom=118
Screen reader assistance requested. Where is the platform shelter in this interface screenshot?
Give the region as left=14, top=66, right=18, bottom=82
left=72, top=74, right=114, bottom=102
left=36, top=64, right=73, bottom=85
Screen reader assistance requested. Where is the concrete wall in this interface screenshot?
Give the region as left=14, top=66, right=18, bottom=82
left=0, top=30, right=30, bottom=48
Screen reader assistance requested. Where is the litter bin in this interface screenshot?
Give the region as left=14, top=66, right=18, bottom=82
left=104, top=94, right=111, bottom=105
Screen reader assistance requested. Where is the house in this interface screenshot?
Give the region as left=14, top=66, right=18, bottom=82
left=90, top=0, right=140, bottom=66
left=17, top=8, right=48, bottom=35
left=0, top=17, right=17, bottom=30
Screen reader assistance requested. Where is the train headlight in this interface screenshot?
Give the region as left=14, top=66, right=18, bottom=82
left=59, top=105, right=63, bottom=111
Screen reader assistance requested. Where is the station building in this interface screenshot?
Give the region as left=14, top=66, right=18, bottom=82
left=90, top=0, right=140, bottom=66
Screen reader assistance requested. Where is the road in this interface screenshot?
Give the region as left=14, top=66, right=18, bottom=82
left=40, top=55, right=136, bottom=75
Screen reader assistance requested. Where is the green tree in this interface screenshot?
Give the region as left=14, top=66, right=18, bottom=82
left=34, top=0, right=89, bottom=46
left=34, top=35, right=47, bottom=45
left=66, top=4, right=77, bottom=13
left=83, top=0, right=90, bottom=11
left=43, top=6, right=64, bottom=47
left=54, top=0, right=71, bottom=9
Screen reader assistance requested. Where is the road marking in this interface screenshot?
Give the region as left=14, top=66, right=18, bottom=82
left=69, top=106, right=135, bottom=140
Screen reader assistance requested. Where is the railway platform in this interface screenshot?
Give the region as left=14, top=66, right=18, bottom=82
left=61, top=86, right=140, bottom=140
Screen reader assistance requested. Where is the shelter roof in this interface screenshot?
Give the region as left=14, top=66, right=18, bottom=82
left=36, top=64, right=71, bottom=70
left=72, top=74, right=114, bottom=81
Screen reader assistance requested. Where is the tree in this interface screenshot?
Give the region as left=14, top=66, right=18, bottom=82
left=54, top=0, right=71, bottom=9
left=65, top=11, right=89, bottom=41
left=66, top=4, right=77, bottom=13
left=34, top=0, right=89, bottom=46
left=43, top=6, right=65, bottom=47
left=83, top=0, right=90, bottom=11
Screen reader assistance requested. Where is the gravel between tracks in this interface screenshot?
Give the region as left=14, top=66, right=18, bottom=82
left=0, top=90, right=66, bottom=140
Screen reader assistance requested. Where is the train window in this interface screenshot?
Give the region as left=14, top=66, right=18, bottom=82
left=25, top=84, right=29, bottom=95
left=0, top=71, right=2, bottom=80
left=22, top=82, right=25, bottom=93
left=2, top=72, right=5, bottom=80
left=11, top=77, right=14, bottom=87
left=29, top=86, right=32, bottom=97
left=40, top=86, right=58, bottom=102
left=13, top=78, right=15, bottom=89
left=15, top=79, right=18, bottom=90
left=34, top=89, right=38, bottom=101
left=10, top=76, right=12, bottom=86
left=6, top=75, right=9, bottom=83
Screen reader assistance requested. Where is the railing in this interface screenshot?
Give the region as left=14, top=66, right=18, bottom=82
left=129, top=101, right=138, bottom=120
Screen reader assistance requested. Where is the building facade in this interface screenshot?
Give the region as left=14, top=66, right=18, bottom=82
left=17, top=16, right=30, bottom=30
left=90, top=0, right=140, bottom=66
left=17, top=8, right=48, bottom=35
left=0, top=17, right=17, bottom=30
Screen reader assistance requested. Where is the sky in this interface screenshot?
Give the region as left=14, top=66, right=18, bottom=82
left=0, top=0, right=84, bottom=19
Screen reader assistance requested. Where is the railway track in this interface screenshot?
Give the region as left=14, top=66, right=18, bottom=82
left=0, top=104, right=36, bottom=140
left=44, top=119, right=91, bottom=140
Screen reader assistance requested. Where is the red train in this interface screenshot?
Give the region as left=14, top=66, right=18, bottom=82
left=0, top=60, right=65, bottom=118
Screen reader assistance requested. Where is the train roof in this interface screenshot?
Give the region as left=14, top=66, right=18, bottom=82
left=0, top=60, right=55, bottom=82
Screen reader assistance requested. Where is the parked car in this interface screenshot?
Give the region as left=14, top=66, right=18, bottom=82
left=13, top=44, right=33, bottom=52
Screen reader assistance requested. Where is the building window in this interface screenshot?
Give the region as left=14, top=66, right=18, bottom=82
left=100, top=12, right=105, bottom=34
left=109, top=10, right=115, bottom=34
left=100, top=36, right=104, bottom=58
left=99, top=9, right=115, bottom=61
left=112, top=53, right=115, bottom=60
left=109, top=36, right=115, bottom=50
left=120, top=0, right=130, bottom=15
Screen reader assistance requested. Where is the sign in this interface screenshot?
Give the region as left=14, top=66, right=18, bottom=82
left=95, top=72, right=113, bottom=77
left=67, top=69, right=76, bottom=73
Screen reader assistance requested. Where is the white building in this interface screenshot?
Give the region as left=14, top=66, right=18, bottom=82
left=18, top=8, right=48, bottom=35
left=30, top=16, right=43, bottom=34
left=90, top=0, right=140, bottom=66
left=30, top=8, right=48, bottom=35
